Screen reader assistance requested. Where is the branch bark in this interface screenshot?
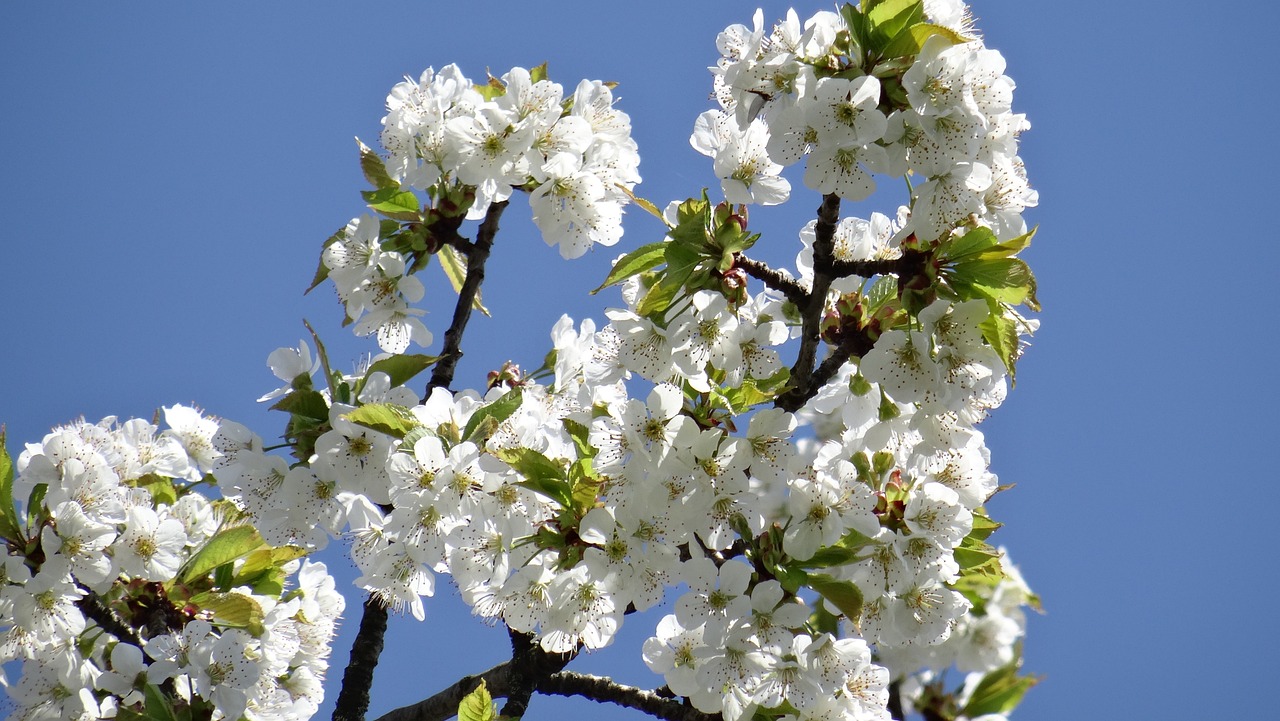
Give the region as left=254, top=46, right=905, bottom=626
left=371, top=661, right=514, bottom=721
left=539, top=671, right=721, bottom=721
left=775, top=193, right=841, bottom=412
left=736, top=254, right=807, bottom=307
left=332, top=200, right=508, bottom=721
left=427, top=200, right=508, bottom=395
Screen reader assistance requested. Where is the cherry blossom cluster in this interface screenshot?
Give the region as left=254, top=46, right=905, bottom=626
left=323, top=64, right=641, bottom=355
left=0, top=408, right=344, bottom=721
left=698, top=0, right=1036, bottom=245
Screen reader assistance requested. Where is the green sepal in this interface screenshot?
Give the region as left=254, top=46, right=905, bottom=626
left=357, top=138, right=398, bottom=190
left=807, top=572, right=865, bottom=620
left=961, top=656, right=1041, bottom=717
left=462, top=388, right=523, bottom=443
left=593, top=241, right=667, bottom=295
left=344, top=403, right=421, bottom=440
left=180, top=525, right=266, bottom=584
left=361, top=187, right=421, bottom=221
left=352, top=354, right=443, bottom=401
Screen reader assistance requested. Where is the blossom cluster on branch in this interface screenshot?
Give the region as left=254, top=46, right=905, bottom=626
left=1, top=2, right=1043, bottom=721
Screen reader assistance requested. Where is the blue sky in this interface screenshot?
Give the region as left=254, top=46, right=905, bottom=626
left=3, top=2, right=1278, bottom=719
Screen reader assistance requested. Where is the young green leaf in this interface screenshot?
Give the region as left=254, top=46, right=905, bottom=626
left=357, top=138, right=397, bottom=190
left=352, top=354, right=443, bottom=400
left=361, top=187, right=421, bottom=221
left=458, top=680, right=495, bottom=721
left=462, top=388, right=523, bottom=442
left=190, top=591, right=266, bottom=636
left=962, top=658, right=1041, bottom=717
left=180, top=525, right=266, bottom=584
left=807, top=572, right=865, bottom=620
left=439, top=244, right=491, bottom=316
left=344, top=403, right=421, bottom=440
left=0, top=430, right=23, bottom=543
left=592, top=240, right=668, bottom=295
left=305, top=226, right=347, bottom=294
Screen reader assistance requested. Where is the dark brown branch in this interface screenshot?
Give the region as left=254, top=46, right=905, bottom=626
left=888, top=680, right=905, bottom=721
left=371, top=661, right=515, bottom=721
left=427, top=200, right=508, bottom=394
left=538, top=671, right=721, bottom=721
left=736, top=254, right=807, bottom=306
left=814, top=256, right=904, bottom=279
left=332, top=201, right=508, bottom=721
left=499, top=629, right=577, bottom=717
left=332, top=595, right=389, bottom=721
left=76, top=589, right=143, bottom=649
left=775, top=193, right=841, bottom=412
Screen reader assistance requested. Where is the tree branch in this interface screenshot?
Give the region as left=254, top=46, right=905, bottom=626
left=499, top=629, right=577, bottom=718
left=76, top=588, right=143, bottom=650
left=735, top=254, right=807, bottom=307
left=332, top=201, right=508, bottom=721
left=332, top=595, right=389, bottom=721
left=428, top=200, right=508, bottom=394
left=538, top=671, right=721, bottom=721
left=776, top=193, right=841, bottom=412
left=371, top=661, right=515, bottom=721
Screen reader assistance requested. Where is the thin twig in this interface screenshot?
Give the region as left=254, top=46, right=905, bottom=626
left=736, top=254, right=807, bottom=306
left=776, top=193, right=841, bottom=412
left=427, top=200, right=508, bottom=394
left=371, top=661, right=515, bottom=721
left=538, top=671, right=721, bottom=721
left=333, top=200, right=508, bottom=721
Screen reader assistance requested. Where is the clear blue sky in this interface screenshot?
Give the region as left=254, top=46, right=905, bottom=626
left=2, top=2, right=1277, bottom=720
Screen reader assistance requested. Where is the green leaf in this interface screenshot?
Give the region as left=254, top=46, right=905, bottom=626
left=352, top=354, right=442, bottom=400
left=458, top=680, right=495, bottom=721
left=269, top=389, right=330, bottom=421
left=635, top=271, right=684, bottom=318
left=189, top=591, right=266, bottom=636
left=462, top=388, right=523, bottom=442
left=866, top=0, right=924, bottom=40
left=344, top=403, right=421, bottom=440
left=143, top=683, right=179, bottom=721
left=941, top=227, right=999, bottom=260
left=592, top=241, right=668, bottom=295
left=807, top=572, right=864, bottom=620
left=0, top=430, right=23, bottom=542
left=495, top=447, right=573, bottom=509
left=361, top=187, right=421, bottom=221
left=562, top=418, right=596, bottom=460
left=181, top=525, right=265, bottom=584
left=26, top=482, right=47, bottom=534
left=235, top=546, right=309, bottom=582
left=306, top=226, right=346, bottom=294
left=357, top=138, right=397, bottom=190
left=954, top=537, right=1001, bottom=572
left=962, top=658, right=1041, bottom=717
left=616, top=183, right=666, bottom=221
left=881, top=21, right=969, bottom=57
left=980, top=304, right=1020, bottom=380
left=969, top=511, right=1002, bottom=542
left=439, top=244, right=491, bottom=317
left=530, top=62, right=549, bottom=84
